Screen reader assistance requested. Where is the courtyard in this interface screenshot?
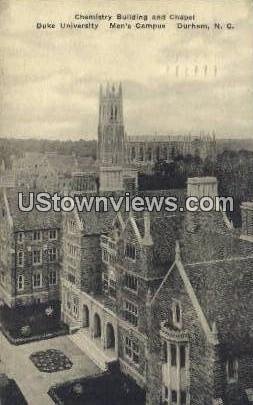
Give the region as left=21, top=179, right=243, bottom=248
left=0, top=331, right=99, bottom=405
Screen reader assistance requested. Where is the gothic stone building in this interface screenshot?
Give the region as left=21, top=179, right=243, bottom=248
left=0, top=188, right=61, bottom=309
left=60, top=177, right=253, bottom=405
left=97, top=82, right=217, bottom=177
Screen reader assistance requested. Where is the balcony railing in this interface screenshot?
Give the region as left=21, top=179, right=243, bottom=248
left=160, top=320, right=189, bottom=342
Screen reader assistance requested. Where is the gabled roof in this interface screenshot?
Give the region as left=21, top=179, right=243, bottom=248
left=4, top=188, right=61, bottom=231
left=184, top=256, right=253, bottom=351
left=179, top=210, right=251, bottom=264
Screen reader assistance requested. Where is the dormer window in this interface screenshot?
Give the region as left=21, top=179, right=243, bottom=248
left=172, top=299, right=182, bottom=329
left=125, top=243, right=136, bottom=260
left=226, top=358, right=238, bottom=383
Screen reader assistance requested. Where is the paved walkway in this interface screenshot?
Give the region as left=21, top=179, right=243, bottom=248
left=0, top=332, right=100, bottom=405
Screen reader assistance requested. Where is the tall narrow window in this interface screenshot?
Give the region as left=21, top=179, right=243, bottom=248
left=33, top=231, right=42, bottom=241
left=172, top=299, right=182, bottom=329
left=17, top=251, right=24, bottom=267
left=124, top=300, right=138, bottom=327
left=181, top=391, right=187, bottom=405
left=49, top=229, right=57, bottom=240
left=226, top=358, right=238, bottom=383
left=162, top=341, right=168, bottom=363
left=180, top=345, right=186, bottom=368
left=32, top=250, right=42, bottom=265
left=17, top=275, right=24, bottom=291
left=49, top=270, right=57, bottom=285
left=125, top=243, right=136, bottom=260
left=125, top=337, right=139, bottom=365
left=171, top=344, right=177, bottom=367
left=171, top=390, right=177, bottom=404
left=33, top=272, right=42, bottom=288
left=48, top=247, right=57, bottom=262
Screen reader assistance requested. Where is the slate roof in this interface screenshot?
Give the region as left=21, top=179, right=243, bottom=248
left=5, top=188, right=61, bottom=231
left=184, top=256, right=253, bottom=351
left=175, top=209, right=253, bottom=350
left=133, top=189, right=186, bottom=267
left=178, top=209, right=253, bottom=264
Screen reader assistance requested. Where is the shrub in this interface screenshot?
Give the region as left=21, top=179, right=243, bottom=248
left=20, top=325, right=31, bottom=337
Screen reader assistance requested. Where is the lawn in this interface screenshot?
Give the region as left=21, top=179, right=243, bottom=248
left=0, top=373, right=27, bottom=405
left=0, top=300, right=68, bottom=344
left=48, top=369, right=146, bottom=405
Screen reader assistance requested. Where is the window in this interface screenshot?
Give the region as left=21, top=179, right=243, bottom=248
left=109, top=278, right=116, bottom=299
left=73, top=297, right=79, bottom=317
left=171, top=344, right=177, bottom=367
left=162, top=341, right=168, bottom=363
left=33, top=272, right=42, bottom=288
left=17, top=232, right=24, bottom=243
left=17, top=275, right=24, bottom=291
left=49, top=229, right=57, bottom=240
left=171, top=390, right=177, bottom=404
left=68, top=273, right=76, bottom=284
left=33, top=231, right=42, bottom=241
left=125, top=337, right=139, bottom=364
left=102, top=249, right=115, bottom=265
left=49, top=270, right=57, bottom=285
left=32, top=250, right=42, bottom=265
left=17, top=251, right=24, bottom=267
left=103, top=271, right=116, bottom=298
left=125, top=273, right=138, bottom=291
left=181, top=391, right=187, bottom=405
left=226, top=358, right=238, bottom=383
left=163, top=386, right=168, bottom=402
left=172, top=300, right=182, bottom=329
left=125, top=243, right=136, bottom=260
left=180, top=345, right=186, bottom=368
left=103, top=273, right=108, bottom=292
left=48, top=247, right=57, bottom=262
left=124, top=300, right=138, bottom=326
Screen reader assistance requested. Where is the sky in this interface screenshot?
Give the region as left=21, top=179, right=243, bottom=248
left=0, top=0, right=253, bottom=140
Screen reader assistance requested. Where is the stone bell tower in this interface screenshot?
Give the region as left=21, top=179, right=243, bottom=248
left=97, top=82, right=125, bottom=166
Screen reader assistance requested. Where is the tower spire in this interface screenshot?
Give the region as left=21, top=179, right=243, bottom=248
left=97, top=81, right=125, bottom=166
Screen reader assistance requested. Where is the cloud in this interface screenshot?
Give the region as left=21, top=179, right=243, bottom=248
left=0, top=0, right=253, bottom=140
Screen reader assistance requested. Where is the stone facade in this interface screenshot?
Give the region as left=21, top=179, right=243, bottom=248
left=0, top=188, right=61, bottom=308
left=60, top=178, right=253, bottom=405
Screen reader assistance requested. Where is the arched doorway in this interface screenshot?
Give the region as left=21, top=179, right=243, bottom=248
left=106, top=323, right=115, bottom=349
left=94, top=313, right=101, bottom=338
left=83, top=305, right=89, bottom=328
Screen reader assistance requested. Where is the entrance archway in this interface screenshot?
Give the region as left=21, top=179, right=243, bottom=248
left=83, top=305, right=89, bottom=328
left=106, top=323, right=115, bottom=349
left=93, top=313, right=101, bottom=338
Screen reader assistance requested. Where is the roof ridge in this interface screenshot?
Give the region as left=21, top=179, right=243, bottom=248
left=185, top=254, right=253, bottom=267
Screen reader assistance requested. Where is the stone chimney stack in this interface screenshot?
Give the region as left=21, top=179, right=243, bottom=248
left=187, top=177, right=218, bottom=199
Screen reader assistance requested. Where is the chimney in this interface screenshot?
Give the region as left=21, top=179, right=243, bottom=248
left=187, top=176, right=218, bottom=199
left=143, top=211, right=153, bottom=246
